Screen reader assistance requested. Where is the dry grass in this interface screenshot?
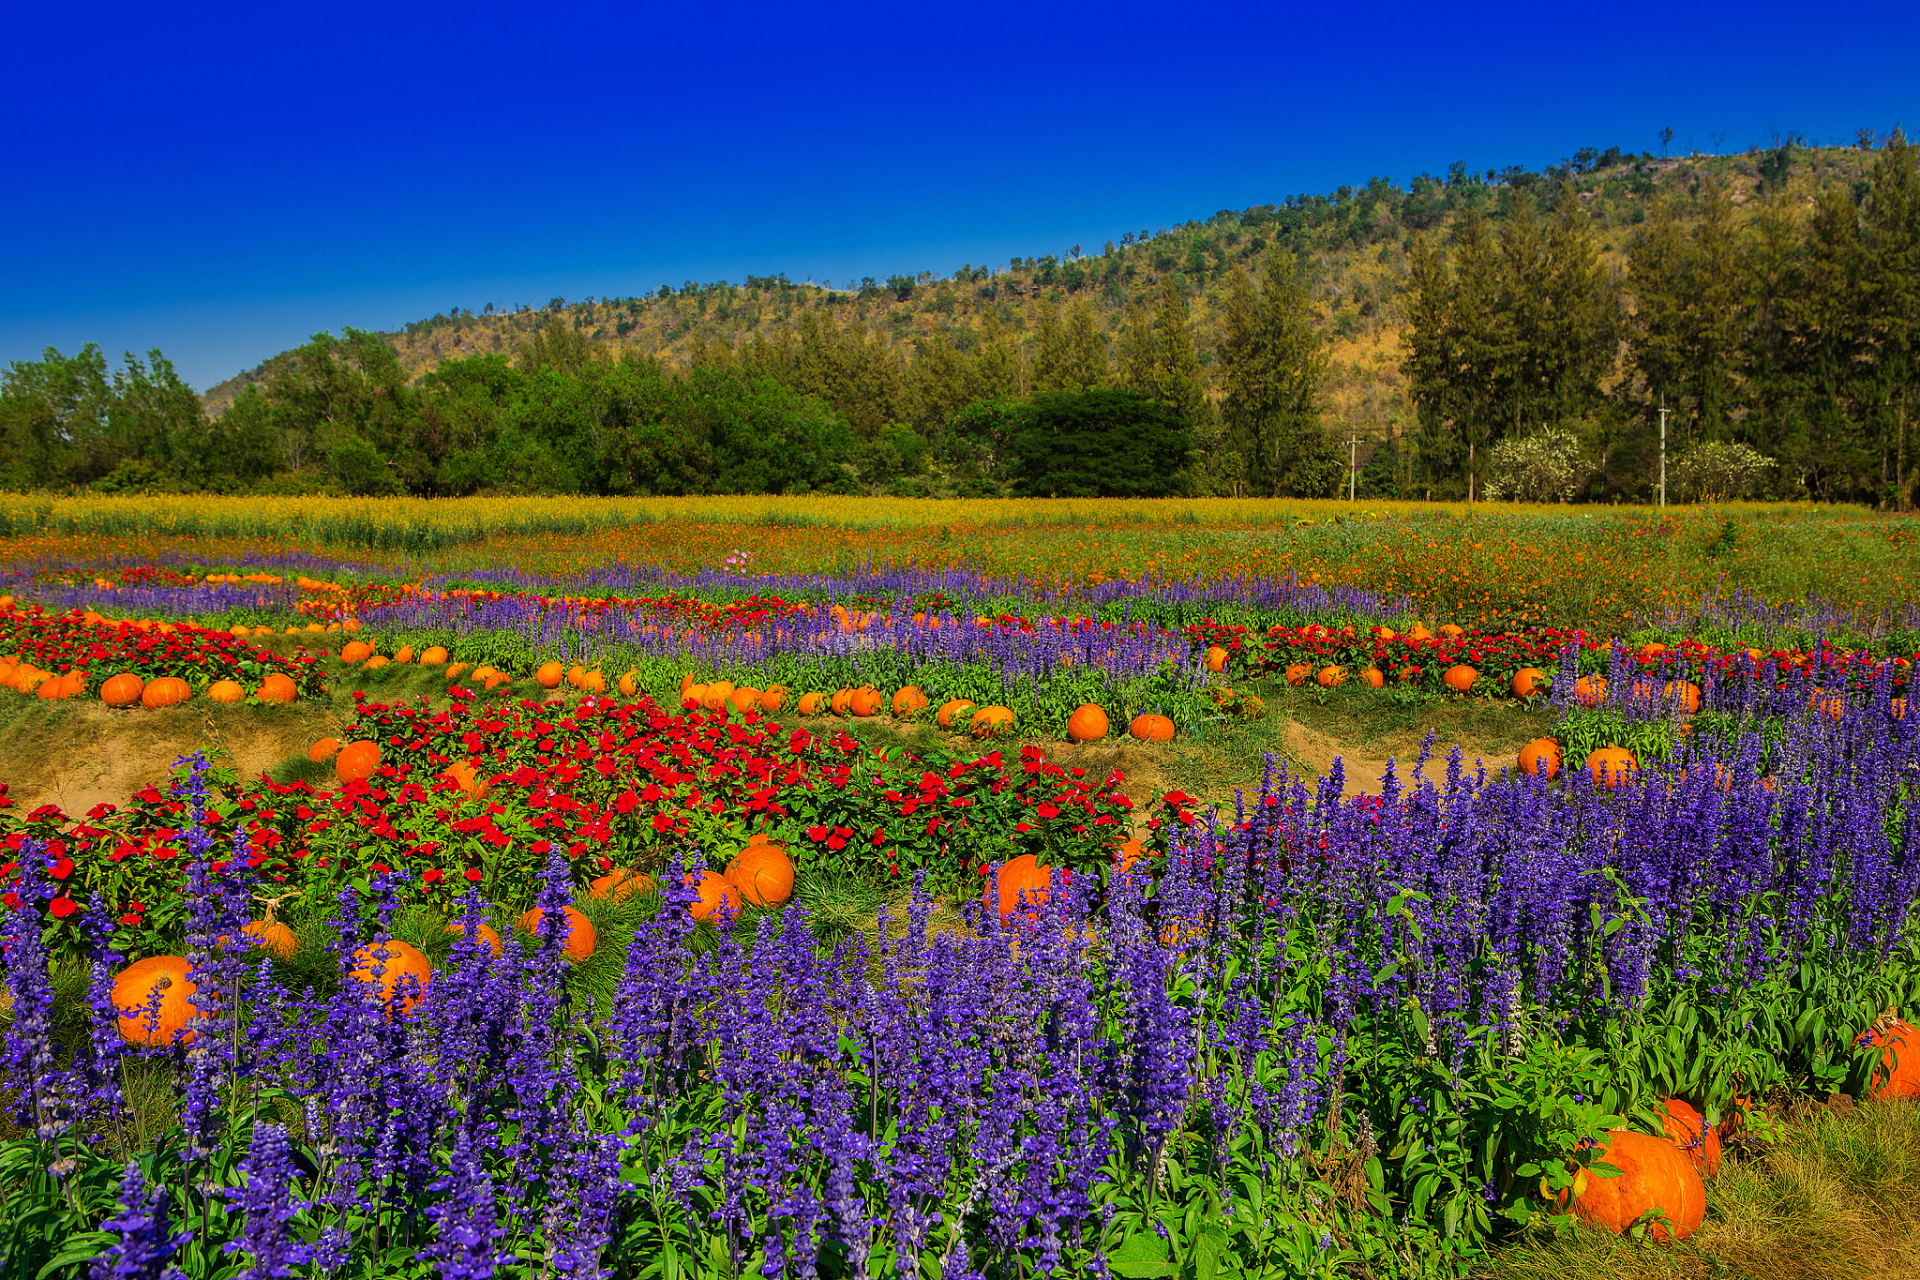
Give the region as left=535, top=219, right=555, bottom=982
left=1485, top=1100, right=1920, bottom=1280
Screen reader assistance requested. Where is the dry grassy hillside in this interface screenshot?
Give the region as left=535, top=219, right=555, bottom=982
left=202, top=142, right=1877, bottom=452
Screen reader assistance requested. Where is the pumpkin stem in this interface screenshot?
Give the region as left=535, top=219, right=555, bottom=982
left=254, top=890, right=301, bottom=923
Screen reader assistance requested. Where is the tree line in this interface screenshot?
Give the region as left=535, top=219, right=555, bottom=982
left=1400, top=130, right=1920, bottom=506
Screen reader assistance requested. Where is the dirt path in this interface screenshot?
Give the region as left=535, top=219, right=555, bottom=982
left=1282, top=721, right=1518, bottom=796
left=0, top=702, right=339, bottom=817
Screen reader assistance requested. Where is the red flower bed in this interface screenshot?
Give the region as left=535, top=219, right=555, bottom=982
left=0, top=606, right=324, bottom=692
left=3, top=688, right=1152, bottom=951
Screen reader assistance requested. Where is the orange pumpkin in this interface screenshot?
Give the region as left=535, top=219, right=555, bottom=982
left=1438, top=623, right=1465, bottom=639
left=309, top=737, right=341, bottom=762
left=420, top=646, right=449, bottom=665
left=970, top=705, right=1015, bottom=738
left=1128, top=713, right=1175, bottom=743
left=140, top=676, right=190, bottom=709
left=113, top=955, right=200, bottom=1046
left=682, top=684, right=708, bottom=711
left=257, top=673, right=297, bottom=704
left=207, top=679, right=245, bottom=703
left=1558, top=1129, right=1705, bottom=1241
left=1662, top=681, right=1702, bottom=714
left=581, top=670, right=606, bottom=695
left=1066, top=704, right=1109, bottom=742
left=1572, top=675, right=1609, bottom=708
left=702, top=681, right=736, bottom=713
left=758, top=685, right=787, bottom=713
left=1587, top=746, right=1638, bottom=790
left=349, top=941, right=432, bottom=1015
left=726, top=842, right=795, bottom=907
left=100, top=672, right=144, bottom=708
left=985, top=854, right=1053, bottom=923
left=1359, top=668, right=1385, bottom=688
left=1285, top=663, right=1312, bottom=687
left=687, top=870, right=741, bottom=923
left=1405, top=622, right=1434, bottom=641
left=1517, top=738, right=1562, bottom=779
left=891, top=686, right=929, bottom=717
left=444, top=920, right=504, bottom=956
left=519, top=906, right=597, bottom=963
left=535, top=661, right=564, bottom=688
left=1204, top=645, right=1229, bottom=673
left=936, top=699, right=976, bottom=729
left=589, top=868, right=656, bottom=901
left=393, top=645, right=414, bottom=663
left=223, top=918, right=299, bottom=962
left=617, top=670, right=640, bottom=697
left=335, top=740, right=382, bottom=784
left=796, top=691, right=830, bottom=715
left=1316, top=665, right=1346, bottom=688
left=1442, top=665, right=1478, bottom=694
left=1659, top=1099, right=1721, bottom=1177
left=340, top=641, right=373, bottom=663
left=1809, top=688, right=1847, bottom=720
left=849, top=687, right=884, bottom=717
left=1511, top=667, right=1548, bottom=698
left=729, top=685, right=762, bottom=714
left=830, top=687, right=855, bottom=716
left=1862, top=1017, right=1920, bottom=1100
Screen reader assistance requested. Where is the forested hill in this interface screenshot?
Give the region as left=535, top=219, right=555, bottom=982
left=203, top=139, right=1876, bottom=444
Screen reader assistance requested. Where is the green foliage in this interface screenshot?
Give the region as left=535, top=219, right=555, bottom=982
left=1483, top=429, right=1590, bottom=502
left=1010, top=389, right=1195, bottom=497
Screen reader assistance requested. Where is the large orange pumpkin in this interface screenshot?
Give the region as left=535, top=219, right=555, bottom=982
left=797, top=691, right=830, bottom=715
left=1066, top=704, right=1109, bottom=742
left=726, top=842, right=795, bottom=908
left=349, top=940, right=433, bottom=1015
left=758, top=685, right=787, bottom=713
left=1438, top=623, right=1465, bottom=639
left=682, top=684, right=708, bottom=711
left=257, top=673, right=297, bottom=704
left=336, top=740, right=382, bottom=784
left=970, top=705, right=1015, bottom=738
left=1862, top=1017, right=1920, bottom=1100
left=392, top=645, right=414, bottom=663
left=141, top=676, right=190, bottom=709
left=420, top=646, right=449, bottom=665
left=309, top=737, right=341, bottom=763
left=220, top=918, right=299, bottom=962
left=1442, top=665, right=1478, bottom=694
left=830, top=687, right=855, bottom=716
left=1359, top=667, right=1385, bottom=688
left=849, top=687, right=884, bottom=718
left=519, top=906, right=597, bottom=963
left=535, top=661, right=564, bottom=688
left=985, top=854, right=1053, bottom=923
left=687, top=870, right=741, bottom=923
left=1662, top=681, right=1702, bottom=714
left=112, top=955, right=200, bottom=1047
left=1587, top=746, right=1638, bottom=790
left=444, top=920, right=504, bottom=956
left=936, top=699, right=976, bottom=729
left=702, top=681, right=737, bottom=713
left=1129, top=713, right=1175, bottom=743
left=1518, top=738, right=1562, bottom=779
left=1572, top=675, right=1609, bottom=707
left=617, top=670, right=641, bottom=697
left=1659, top=1099, right=1721, bottom=1178
left=100, top=672, right=144, bottom=708
left=207, top=679, right=245, bottom=704
left=340, top=641, right=373, bottom=663
left=1558, top=1128, right=1705, bottom=1241
left=1512, top=667, right=1548, bottom=698
left=891, top=686, right=929, bottom=717
left=1204, top=645, right=1229, bottom=672
left=1285, top=663, right=1312, bottom=687
left=1405, top=622, right=1434, bottom=641
left=1316, top=665, right=1346, bottom=688
left=589, top=868, right=656, bottom=901
left=728, top=686, right=762, bottom=714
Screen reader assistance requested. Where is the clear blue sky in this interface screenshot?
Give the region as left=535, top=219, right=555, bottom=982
left=3, top=0, right=1913, bottom=392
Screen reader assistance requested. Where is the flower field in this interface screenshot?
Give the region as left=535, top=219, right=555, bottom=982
left=3, top=507, right=1920, bottom=1278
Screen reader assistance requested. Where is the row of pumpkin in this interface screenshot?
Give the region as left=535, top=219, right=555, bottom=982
left=3, top=664, right=303, bottom=707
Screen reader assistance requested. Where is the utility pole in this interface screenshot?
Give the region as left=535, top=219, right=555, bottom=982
left=1659, top=406, right=1668, bottom=508
left=1346, top=432, right=1360, bottom=501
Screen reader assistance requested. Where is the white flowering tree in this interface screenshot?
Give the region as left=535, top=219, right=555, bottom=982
left=1482, top=429, right=1588, bottom=503
left=1669, top=441, right=1774, bottom=502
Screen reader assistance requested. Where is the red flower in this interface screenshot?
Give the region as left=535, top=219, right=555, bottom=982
left=422, top=868, right=444, bottom=885
left=48, top=896, right=78, bottom=918
left=48, top=856, right=73, bottom=881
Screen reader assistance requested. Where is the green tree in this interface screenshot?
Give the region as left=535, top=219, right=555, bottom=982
left=1217, top=257, right=1340, bottom=497
left=1860, top=128, right=1920, bottom=507
left=1009, top=390, right=1193, bottom=497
